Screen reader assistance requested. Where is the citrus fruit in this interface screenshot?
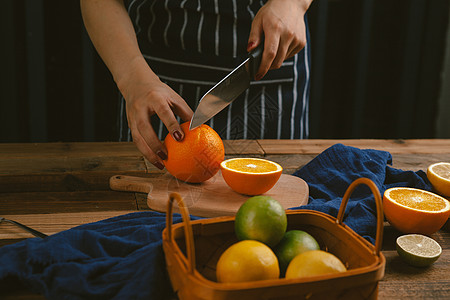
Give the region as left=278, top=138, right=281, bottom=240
left=427, top=162, right=450, bottom=198
left=396, top=234, right=442, bottom=267
left=274, top=230, right=320, bottom=275
left=285, top=250, right=346, bottom=279
left=216, top=240, right=280, bottom=283
left=234, top=196, right=287, bottom=247
left=163, top=122, right=224, bottom=183
left=383, top=187, right=450, bottom=235
left=220, top=158, right=282, bottom=195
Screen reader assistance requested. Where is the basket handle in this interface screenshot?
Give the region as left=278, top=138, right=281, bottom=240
left=336, top=178, right=384, bottom=256
left=166, top=192, right=196, bottom=274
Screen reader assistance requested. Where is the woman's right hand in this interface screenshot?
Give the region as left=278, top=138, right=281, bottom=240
left=118, top=56, right=193, bottom=170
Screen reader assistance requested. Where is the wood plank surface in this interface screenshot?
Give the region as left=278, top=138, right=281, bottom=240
left=0, top=171, right=156, bottom=193
left=1, top=140, right=450, bottom=299
left=223, top=139, right=264, bottom=156
left=0, top=191, right=137, bottom=215
left=0, top=211, right=136, bottom=240
left=257, top=139, right=450, bottom=155
left=0, top=142, right=141, bottom=158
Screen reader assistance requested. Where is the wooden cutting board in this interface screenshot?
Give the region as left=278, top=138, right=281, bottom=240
left=109, top=171, right=309, bottom=217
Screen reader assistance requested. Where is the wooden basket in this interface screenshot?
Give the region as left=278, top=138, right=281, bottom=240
left=162, top=178, right=386, bottom=300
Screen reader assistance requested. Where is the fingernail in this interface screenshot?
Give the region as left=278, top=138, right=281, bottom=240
left=154, top=161, right=164, bottom=170
left=247, top=41, right=255, bottom=51
left=173, top=130, right=183, bottom=141
left=157, top=150, right=167, bottom=160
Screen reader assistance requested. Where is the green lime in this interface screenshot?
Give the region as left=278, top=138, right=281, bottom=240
left=274, top=230, right=320, bottom=275
left=235, top=196, right=287, bottom=247
left=396, top=234, right=442, bottom=267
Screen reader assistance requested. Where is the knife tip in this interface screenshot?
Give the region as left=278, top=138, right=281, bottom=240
left=188, top=119, right=198, bottom=131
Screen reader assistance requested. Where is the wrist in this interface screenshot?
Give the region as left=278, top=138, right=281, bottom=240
left=115, top=55, right=160, bottom=97
left=296, top=0, right=314, bottom=12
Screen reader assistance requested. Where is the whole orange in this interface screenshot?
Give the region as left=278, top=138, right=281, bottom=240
left=163, top=122, right=224, bottom=183
left=216, top=240, right=280, bottom=283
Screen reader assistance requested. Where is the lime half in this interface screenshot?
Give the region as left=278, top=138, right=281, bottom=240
left=396, top=234, right=442, bottom=267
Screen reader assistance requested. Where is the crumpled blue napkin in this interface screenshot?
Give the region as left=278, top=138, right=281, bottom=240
left=292, top=143, right=432, bottom=244
left=0, top=143, right=432, bottom=299
left=0, top=212, right=199, bottom=299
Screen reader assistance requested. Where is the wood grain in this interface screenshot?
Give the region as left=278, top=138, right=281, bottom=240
left=0, top=211, right=136, bottom=240
left=257, top=139, right=450, bottom=155
left=0, top=191, right=137, bottom=215
left=110, top=172, right=309, bottom=217
left=1, top=140, right=450, bottom=299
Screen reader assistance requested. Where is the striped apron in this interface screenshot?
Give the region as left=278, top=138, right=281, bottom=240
left=119, top=0, right=311, bottom=141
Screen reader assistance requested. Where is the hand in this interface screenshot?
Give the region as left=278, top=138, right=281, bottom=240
left=247, top=0, right=312, bottom=80
left=118, top=56, right=193, bottom=169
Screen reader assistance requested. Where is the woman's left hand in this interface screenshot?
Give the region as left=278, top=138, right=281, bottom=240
left=247, top=0, right=313, bottom=80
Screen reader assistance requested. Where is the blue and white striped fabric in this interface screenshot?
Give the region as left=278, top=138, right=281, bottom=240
left=119, top=0, right=310, bottom=141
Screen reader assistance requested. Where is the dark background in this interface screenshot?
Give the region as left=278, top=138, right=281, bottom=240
left=1, top=0, right=449, bottom=143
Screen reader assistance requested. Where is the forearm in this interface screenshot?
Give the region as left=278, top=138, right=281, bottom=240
left=80, top=0, right=159, bottom=91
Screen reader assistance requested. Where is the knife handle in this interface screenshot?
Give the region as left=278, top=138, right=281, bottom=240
left=248, top=40, right=264, bottom=79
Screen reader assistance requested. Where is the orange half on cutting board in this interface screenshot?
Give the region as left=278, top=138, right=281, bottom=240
left=220, top=158, right=283, bottom=195
left=383, top=187, right=450, bottom=235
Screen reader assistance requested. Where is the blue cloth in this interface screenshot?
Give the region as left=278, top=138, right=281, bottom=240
left=0, top=212, right=199, bottom=299
left=0, top=143, right=432, bottom=299
left=292, top=143, right=433, bottom=244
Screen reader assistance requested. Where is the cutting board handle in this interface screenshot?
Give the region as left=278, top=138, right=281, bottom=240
left=109, top=175, right=153, bottom=194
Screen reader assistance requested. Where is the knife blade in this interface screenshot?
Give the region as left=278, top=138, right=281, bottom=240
left=189, top=43, right=264, bottom=130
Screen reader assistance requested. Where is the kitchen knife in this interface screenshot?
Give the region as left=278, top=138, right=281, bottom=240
left=189, top=43, right=264, bottom=130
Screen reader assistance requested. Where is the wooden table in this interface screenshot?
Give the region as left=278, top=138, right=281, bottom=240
left=1, top=140, right=450, bottom=299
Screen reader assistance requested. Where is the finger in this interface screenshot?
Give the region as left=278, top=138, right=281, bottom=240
left=286, top=37, right=306, bottom=59
left=172, top=97, right=194, bottom=123
left=256, top=33, right=280, bottom=80
left=247, top=17, right=263, bottom=52
left=133, top=108, right=168, bottom=162
left=156, top=99, right=186, bottom=142
left=270, top=37, right=290, bottom=70
left=129, top=121, right=165, bottom=170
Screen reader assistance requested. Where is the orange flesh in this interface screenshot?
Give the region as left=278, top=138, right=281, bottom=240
left=390, top=189, right=447, bottom=211
left=225, top=159, right=278, bottom=173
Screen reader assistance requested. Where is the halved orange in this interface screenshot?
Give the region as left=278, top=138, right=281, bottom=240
left=427, top=162, right=450, bottom=198
left=383, top=187, right=450, bottom=235
left=220, top=158, right=282, bottom=195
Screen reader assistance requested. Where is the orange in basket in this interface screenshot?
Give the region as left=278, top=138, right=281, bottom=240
left=216, top=240, right=280, bottom=283
left=220, top=158, right=282, bottom=195
left=285, top=250, right=346, bottom=279
left=163, top=178, right=386, bottom=299
left=383, top=187, right=450, bottom=235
